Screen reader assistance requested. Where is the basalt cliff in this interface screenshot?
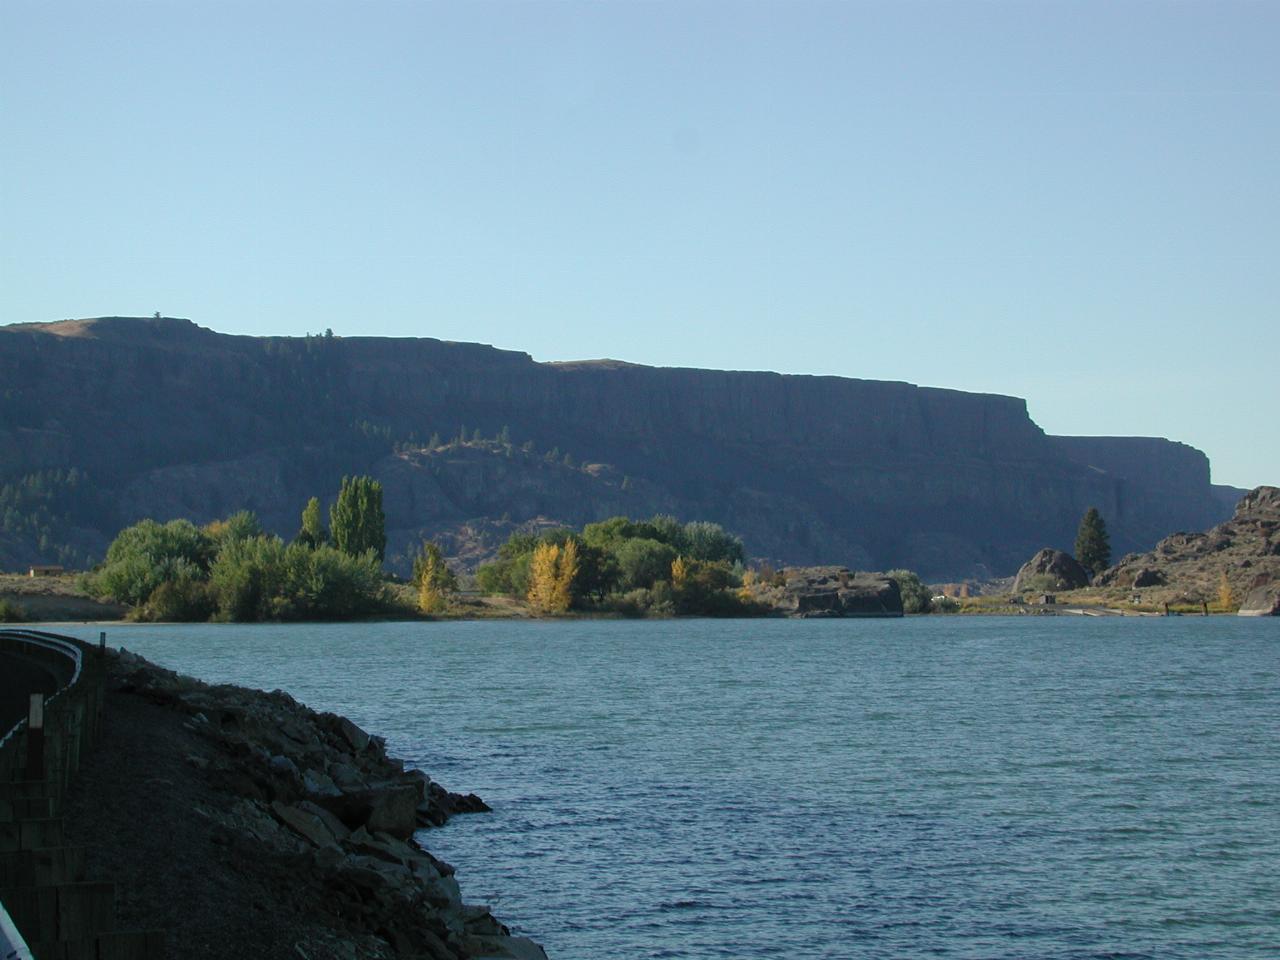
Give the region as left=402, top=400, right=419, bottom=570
left=0, top=316, right=1245, bottom=580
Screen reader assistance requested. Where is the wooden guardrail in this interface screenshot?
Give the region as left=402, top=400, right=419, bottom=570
left=0, top=629, right=163, bottom=960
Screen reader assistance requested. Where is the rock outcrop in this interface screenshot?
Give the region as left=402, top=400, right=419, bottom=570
left=1238, top=579, right=1280, bottom=616
left=747, top=566, right=904, bottom=617
left=1096, top=486, right=1280, bottom=609
left=1011, top=549, right=1092, bottom=594
left=0, top=316, right=1244, bottom=579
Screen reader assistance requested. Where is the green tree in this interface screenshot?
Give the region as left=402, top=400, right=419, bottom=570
left=681, top=521, right=746, bottom=565
left=1074, top=507, right=1111, bottom=576
left=94, top=518, right=215, bottom=605
left=329, top=476, right=386, bottom=561
left=297, top=496, right=327, bottom=548
left=887, top=569, right=931, bottom=614
left=204, top=510, right=263, bottom=546
left=613, top=538, right=678, bottom=591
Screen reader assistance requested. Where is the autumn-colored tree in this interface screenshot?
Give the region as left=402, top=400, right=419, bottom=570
left=671, top=556, right=690, bottom=592
left=413, top=540, right=458, bottom=614
left=1217, top=571, right=1236, bottom=611
left=527, top=539, right=578, bottom=613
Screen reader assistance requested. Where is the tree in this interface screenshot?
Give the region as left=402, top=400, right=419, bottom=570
left=94, top=518, right=216, bottom=605
left=527, top=540, right=577, bottom=613
left=613, top=537, right=679, bottom=591
left=413, top=540, right=458, bottom=614
left=1074, top=507, right=1111, bottom=576
left=1217, top=572, right=1236, bottom=611
left=329, top=476, right=386, bottom=561
left=887, top=569, right=931, bottom=614
left=204, top=510, right=263, bottom=546
left=297, top=496, right=327, bottom=548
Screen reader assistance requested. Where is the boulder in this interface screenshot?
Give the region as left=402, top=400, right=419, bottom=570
left=1012, top=549, right=1091, bottom=593
left=1238, top=580, right=1280, bottom=616
left=324, top=782, right=422, bottom=839
left=1132, top=568, right=1165, bottom=588
left=270, top=800, right=342, bottom=849
left=759, top=567, right=904, bottom=617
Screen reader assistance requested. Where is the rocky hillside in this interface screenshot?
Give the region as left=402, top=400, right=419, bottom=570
left=0, top=316, right=1248, bottom=579
left=1096, top=486, right=1280, bottom=608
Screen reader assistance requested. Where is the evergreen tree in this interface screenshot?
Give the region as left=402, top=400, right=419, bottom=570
left=297, top=496, right=327, bottom=548
left=329, top=476, right=386, bottom=561
left=1074, top=507, right=1111, bottom=576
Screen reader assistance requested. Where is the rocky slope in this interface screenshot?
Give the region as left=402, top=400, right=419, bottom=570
left=62, top=648, right=546, bottom=959
left=0, top=316, right=1247, bottom=580
left=1095, top=486, right=1280, bottom=610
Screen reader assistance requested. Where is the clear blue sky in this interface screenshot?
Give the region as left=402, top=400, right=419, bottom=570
left=2, top=1, right=1276, bottom=488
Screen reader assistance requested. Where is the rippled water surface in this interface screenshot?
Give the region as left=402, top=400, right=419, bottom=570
left=56, top=617, right=1280, bottom=958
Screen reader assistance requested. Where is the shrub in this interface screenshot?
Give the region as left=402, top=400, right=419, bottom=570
left=94, top=519, right=215, bottom=605
left=887, top=569, right=931, bottom=614
left=136, top=573, right=215, bottom=622
left=613, top=538, right=678, bottom=591
left=0, top=598, right=29, bottom=622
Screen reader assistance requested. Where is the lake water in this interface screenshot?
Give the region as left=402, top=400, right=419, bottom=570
left=51, top=617, right=1280, bottom=959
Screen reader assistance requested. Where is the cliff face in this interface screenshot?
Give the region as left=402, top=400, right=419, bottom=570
left=0, top=317, right=1239, bottom=579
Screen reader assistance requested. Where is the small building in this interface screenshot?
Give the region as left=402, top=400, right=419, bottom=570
left=1035, top=593, right=1056, bottom=605
left=28, top=565, right=65, bottom=578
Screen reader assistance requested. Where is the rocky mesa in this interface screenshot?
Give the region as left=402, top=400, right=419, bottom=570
left=0, top=316, right=1246, bottom=580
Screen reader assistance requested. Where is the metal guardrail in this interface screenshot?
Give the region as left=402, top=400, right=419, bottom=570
left=0, top=629, right=86, bottom=960
left=0, top=630, right=86, bottom=751
left=0, top=899, right=35, bottom=960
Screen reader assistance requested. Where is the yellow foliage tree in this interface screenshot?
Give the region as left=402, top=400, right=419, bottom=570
left=671, top=556, right=690, bottom=592
left=528, top=540, right=578, bottom=614
left=1217, top=571, right=1236, bottom=611
left=417, top=555, right=446, bottom=614
left=414, top=540, right=457, bottom=615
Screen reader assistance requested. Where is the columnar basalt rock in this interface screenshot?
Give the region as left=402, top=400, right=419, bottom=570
left=0, top=316, right=1243, bottom=580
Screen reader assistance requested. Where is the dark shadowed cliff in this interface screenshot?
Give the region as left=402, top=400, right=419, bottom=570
left=0, top=317, right=1242, bottom=579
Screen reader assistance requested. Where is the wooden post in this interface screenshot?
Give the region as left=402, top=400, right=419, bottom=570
left=26, top=693, right=45, bottom=781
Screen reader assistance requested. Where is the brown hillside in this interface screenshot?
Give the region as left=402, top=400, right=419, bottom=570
left=1096, top=486, right=1280, bottom=606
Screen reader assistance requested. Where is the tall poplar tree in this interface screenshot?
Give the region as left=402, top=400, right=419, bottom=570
left=297, top=496, right=327, bottom=548
left=1074, top=507, right=1111, bottom=576
left=329, top=476, right=386, bottom=561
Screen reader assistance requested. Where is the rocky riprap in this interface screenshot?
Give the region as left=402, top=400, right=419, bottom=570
left=746, top=566, right=904, bottom=617
left=1095, top=486, right=1280, bottom=612
left=60, top=649, right=547, bottom=960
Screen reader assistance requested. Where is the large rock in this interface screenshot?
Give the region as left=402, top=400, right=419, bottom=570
left=755, top=566, right=904, bottom=618
left=1012, top=549, right=1091, bottom=593
left=1238, top=579, right=1280, bottom=616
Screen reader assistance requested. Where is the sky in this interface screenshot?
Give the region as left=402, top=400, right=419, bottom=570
left=2, top=0, right=1276, bottom=488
